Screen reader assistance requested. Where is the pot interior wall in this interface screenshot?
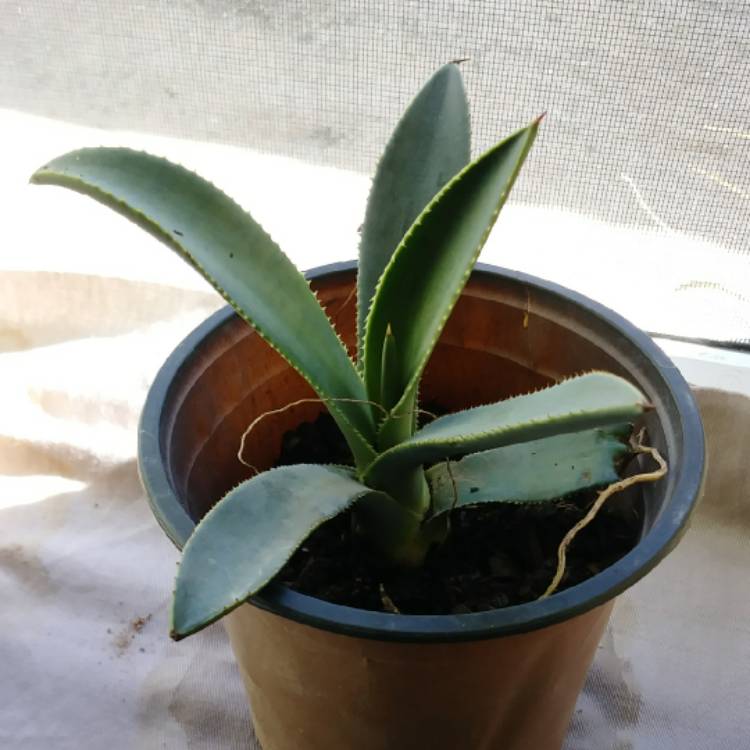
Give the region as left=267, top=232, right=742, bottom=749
left=164, top=269, right=660, bottom=525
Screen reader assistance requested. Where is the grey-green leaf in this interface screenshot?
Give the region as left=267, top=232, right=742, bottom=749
left=362, top=119, right=541, bottom=424
left=357, top=63, right=470, bottom=361
left=364, top=372, right=647, bottom=487
left=31, top=149, right=376, bottom=467
left=171, top=465, right=381, bottom=639
left=426, top=427, right=630, bottom=517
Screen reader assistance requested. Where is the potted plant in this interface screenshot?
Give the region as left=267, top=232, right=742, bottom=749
left=31, top=64, right=704, bottom=750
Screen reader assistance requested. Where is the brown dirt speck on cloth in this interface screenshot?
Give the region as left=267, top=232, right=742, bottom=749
left=274, top=413, right=640, bottom=615
left=113, top=613, right=153, bottom=655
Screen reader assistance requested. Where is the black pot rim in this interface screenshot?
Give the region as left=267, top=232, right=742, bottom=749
left=138, top=261, right=705, bottom=643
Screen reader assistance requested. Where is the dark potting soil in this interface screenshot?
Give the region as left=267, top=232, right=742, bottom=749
left=275, top=412, right=641, bottom=615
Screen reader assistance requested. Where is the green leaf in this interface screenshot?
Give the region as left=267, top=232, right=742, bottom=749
left=362, top=118, right=541, bottom=439
left=357, top=63, right=470, bottom=362
left=425, top=427, right=630, bottom=516
left=170, top=465, right=382, bottom=639
left=31, top=149, right=376, bottom=468
left=364, top=372, right=647, bottom=487
left=379, top=323, right=401, bottom=411
left=354, top=490, right=431, bottom=567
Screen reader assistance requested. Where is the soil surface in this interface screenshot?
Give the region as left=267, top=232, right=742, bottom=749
left=275, top=412, right=641, bottom=615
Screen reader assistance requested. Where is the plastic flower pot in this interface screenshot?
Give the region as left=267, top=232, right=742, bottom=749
left=138, top=261, right=705, bottom=750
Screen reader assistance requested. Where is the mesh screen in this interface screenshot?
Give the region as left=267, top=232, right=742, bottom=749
left=3, top=0, right=749, bottom=343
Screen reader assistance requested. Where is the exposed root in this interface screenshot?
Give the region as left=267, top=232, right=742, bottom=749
left=523, top=288, right=531, bottom=329
left=445, top=457, right=459, bottom=511
left=237, top=458, right=261, bottom=475
left=379, top=583, right=400, bottom=613
left=540, top=429, right=668, bottom=599
left=388, top=406, right=439, bottom=423
left=237, top=398, right=439, bottom=471
left=236, top=397, right=389, bottom=471
left=331, top=285, right=356, bottom=324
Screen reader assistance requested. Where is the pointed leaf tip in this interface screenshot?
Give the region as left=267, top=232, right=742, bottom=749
left=171, top=465, right=379, bottom=638
left=356, top=64, right=471, bottom=364
left=29, top=147, right=378, bottom=466
left=363, top=118, right=540, bottom=416
left=365, top=372, right=646, bottom=484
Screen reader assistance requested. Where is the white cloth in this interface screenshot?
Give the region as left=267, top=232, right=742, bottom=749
left=1, top=265, right=748, bottom=749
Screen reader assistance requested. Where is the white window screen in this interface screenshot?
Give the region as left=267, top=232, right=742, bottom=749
left=3, top=0, right=749, bottom=344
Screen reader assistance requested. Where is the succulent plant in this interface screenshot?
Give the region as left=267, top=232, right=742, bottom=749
left=31, top=64, right=647, bottom=639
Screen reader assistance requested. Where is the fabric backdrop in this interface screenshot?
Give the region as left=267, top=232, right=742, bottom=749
left=1, top=265, right=749, bottom=749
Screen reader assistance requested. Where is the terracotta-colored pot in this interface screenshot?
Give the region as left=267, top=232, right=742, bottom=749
left=223, top=600, right=614, bottom=750
left=139, top=262, right=704, bottom=750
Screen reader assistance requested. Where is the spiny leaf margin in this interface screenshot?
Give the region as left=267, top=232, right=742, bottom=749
left=364, top=372, right=648, bottom=486
left=361, top=118, right=542, bottom=433
left=425, top=426, right=631, bottom=516
left=31, top=148, right=377, bottom=466
left=170, top=464, right=385, bottom=639
left=356, top=62, right=471, bottom=363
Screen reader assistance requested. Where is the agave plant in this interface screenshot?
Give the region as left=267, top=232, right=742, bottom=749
left=31, top=64, right=647, bottom=640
